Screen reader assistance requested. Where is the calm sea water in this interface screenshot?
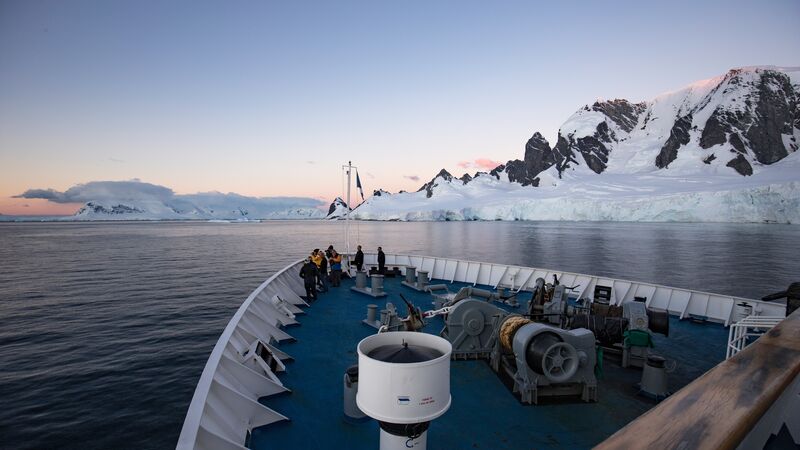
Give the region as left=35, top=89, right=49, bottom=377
left=1, top=221, right=798, bottom=449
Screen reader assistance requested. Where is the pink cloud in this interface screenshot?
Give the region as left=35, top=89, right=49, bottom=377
left=474, top=158, right=501, bottom=170
left=457, top=158, right=502, bottom=171
left=404, top=175, right=420, bottom=182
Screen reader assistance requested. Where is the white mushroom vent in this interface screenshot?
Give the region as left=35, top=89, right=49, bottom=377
left=356, top=331, right=452, bottom=424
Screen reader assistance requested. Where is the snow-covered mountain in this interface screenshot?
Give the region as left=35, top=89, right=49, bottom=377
left=325, top=197, right=351, bottom=219
left=354, top=66, right=800, bottom=223
left=15, top=181, right=326, bottom=220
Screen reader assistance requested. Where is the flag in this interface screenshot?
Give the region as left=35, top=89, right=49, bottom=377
left=356, top=170, right=365, bottom=201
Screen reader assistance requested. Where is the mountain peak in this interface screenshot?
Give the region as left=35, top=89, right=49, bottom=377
left=326, top=197, right=350, bottom=219
left=418, top=169, right=455, bottom=198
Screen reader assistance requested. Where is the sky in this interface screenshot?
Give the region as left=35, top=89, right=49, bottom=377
left=1, top=0, right=798, bottom=215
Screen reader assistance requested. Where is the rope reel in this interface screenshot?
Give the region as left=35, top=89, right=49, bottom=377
left=499, top=315, right=531, bottom=353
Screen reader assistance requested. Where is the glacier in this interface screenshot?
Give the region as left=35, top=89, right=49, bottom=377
left=352, top=152, right=800, bottom=223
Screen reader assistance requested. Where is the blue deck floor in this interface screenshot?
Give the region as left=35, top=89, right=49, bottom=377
left=250, top=274, right=728, bottom=449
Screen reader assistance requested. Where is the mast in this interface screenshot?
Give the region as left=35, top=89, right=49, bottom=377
left=346, top=161, right=352, bottom=257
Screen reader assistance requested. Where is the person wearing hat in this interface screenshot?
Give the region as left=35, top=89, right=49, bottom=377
left=299, top=256, right=320, bottom=301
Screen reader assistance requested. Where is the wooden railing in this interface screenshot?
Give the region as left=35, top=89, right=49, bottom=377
left=595, top=309, right=800, bottom=450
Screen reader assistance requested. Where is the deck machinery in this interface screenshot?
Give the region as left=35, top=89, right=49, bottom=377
left=365, top=273, right=672, bottom=406
left=434, top=276, right=670, bottom=404
left=532, top=277, right=670, bottom=368
left=438, top=298, right=598, bottom=404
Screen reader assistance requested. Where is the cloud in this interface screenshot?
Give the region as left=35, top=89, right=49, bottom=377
left=15, top=180, right=325, bottom=215
left=403, top=175, right=420, bottom=182
left=306, top=160, right=315, bottom=164
left=15, top=188, right=66, bottom=202
left=16, top=181, right=174, bottom=203
left=108, top=157, right=124, bottom=163
left=475, top=158, right=502, bottom=170
left=456, top=158, right=502, bottom=171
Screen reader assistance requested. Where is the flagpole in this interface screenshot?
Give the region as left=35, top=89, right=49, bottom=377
left=346, top=161, right=352, bottom=260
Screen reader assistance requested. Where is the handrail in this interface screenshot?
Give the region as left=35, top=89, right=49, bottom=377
left=595, top=308, right=800, bottom=450
left=354, top=252, right=783, bottom=324
left=726, top=316, right=784, bottom=359
left=357, top=252, right=759, bottom=305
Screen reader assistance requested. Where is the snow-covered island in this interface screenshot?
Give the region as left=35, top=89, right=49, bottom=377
left=345, top=66, right=800, bottom=223
left=11, top=181, right=327, bottom=221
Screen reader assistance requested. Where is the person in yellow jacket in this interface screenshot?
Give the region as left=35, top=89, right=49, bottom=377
left=311, top=249, right=327, bottom=293
left=311, top=249, right=323, bottom=267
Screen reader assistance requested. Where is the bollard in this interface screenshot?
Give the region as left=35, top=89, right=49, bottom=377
left=371, top=274, right=384, bottom=295
left=366, top=304, right=377, bottom=323
left=417, top=270, right=429, bottom=290
left=405, top=266, right=417, bottom=284
left=356, top=271, right=367, bottom=289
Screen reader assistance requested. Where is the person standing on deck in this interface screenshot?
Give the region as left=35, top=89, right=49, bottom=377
left=354, top=245, right=364, bottom=272
left=329, top=251, right=342, bottom=287
left=299, top=257, right=319, bottom=301
left=311, top=249, right=323, bottom=267
left=313, top=249, right=328, bottom=293
left=377, top=246, right=386, bottom=274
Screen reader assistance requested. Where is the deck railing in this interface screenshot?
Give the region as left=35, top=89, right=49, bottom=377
left=726, top=315, right=784, bottom=359
left=595, top=309, right=800, bottom=450
left=356, top=252, right=785, bottom=325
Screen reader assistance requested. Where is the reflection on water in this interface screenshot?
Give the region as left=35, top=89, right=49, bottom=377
left=0, top=221, right=797, bottom=449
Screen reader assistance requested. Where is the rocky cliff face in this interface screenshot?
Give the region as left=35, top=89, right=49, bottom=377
left=698, top=69, right=797, bottom=167
left=655, top=114, right=693, bottom=169
left=501, top=133, right=553, bottom=186
left=590, top=99, right=648, bottom=133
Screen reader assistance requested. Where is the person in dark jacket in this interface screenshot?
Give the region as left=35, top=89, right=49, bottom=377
left=329, top=251, right=342, bottom=287
left=318, top=251, right=329, bottom=293
left=299, top=257, right=319, bottom=301
left=354, top=245, right=364, bottom=271
left=377, top=246, right=386, bottom=274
